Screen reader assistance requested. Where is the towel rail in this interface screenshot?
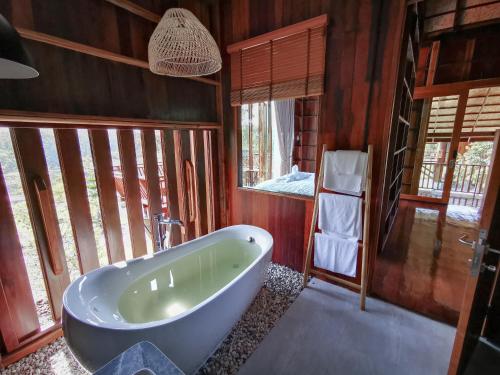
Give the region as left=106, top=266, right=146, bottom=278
left=303, top=144, right=373, bottom=311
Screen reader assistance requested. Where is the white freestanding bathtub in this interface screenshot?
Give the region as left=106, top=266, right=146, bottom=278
left=62, top=225, right=273, bottom=374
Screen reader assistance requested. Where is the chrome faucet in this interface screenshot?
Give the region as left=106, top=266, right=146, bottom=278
left=154, top=213, right=184, bottom=251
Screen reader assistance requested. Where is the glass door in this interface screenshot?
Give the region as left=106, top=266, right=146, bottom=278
left=415, top=94, right=462, bottom=203
left=449, top=87, right=500, bottom=209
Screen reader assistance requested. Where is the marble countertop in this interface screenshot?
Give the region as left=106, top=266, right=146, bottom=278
left=93, top=341, right=184, bottom=375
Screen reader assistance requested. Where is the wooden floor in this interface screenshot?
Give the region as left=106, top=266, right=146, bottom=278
left=372, top=199, right=479, bottom=326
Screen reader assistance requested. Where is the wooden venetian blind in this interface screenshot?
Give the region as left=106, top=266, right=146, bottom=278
left=228, top=15, right=328, bottom=106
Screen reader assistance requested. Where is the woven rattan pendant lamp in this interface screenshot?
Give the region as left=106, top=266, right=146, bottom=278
left=148, top=8, right=221, bottom=77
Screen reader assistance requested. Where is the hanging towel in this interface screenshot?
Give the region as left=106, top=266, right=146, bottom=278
left=323, top=151, right=368, bottom=196
left=331, top=150, right=360, bottom=174
left=318, top=193, right=363, bottom=240
left=314, top=232, right=358, bottom=277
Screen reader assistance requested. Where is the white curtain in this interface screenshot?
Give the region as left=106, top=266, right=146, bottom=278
left=274, top=99, right=295, bottom=175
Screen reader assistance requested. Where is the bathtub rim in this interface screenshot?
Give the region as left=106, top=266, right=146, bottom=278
left=62, top=224, right=273, bottom=331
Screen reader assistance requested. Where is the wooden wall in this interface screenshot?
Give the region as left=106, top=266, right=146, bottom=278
left=0, top=0, right=217, bottom=122
left=0, top=0, right=224, bottom=363
left=220, top=0, right=407, bottom=275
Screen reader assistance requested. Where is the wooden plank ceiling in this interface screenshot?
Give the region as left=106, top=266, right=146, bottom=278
left=424, top=0, right=500, bottom=35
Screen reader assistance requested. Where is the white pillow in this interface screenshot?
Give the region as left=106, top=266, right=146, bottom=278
left=286, top=171, right=310, bottom=182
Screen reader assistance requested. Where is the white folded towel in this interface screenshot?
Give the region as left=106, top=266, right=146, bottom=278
left=314, top=232, right=358, bottom=277
left=331, top=150, right=360, bottom=174
left=323, top=151, right=368, bottom=196
left=318, top=193, right=362, bottom=240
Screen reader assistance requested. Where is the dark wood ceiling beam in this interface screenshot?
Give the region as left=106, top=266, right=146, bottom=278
left=15, top=27, right=220, bottom=87
left=424, top=0, right=500, bottom=35
left=104, top=0, right=161, bottom=23
left=0, top=110, right=220, bottom=130
left=414, top=77, right=500, bottom=98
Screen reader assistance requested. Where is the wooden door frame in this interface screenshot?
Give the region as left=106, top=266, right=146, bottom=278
left=402, top=90, right=468, bottom=205
left=447, top=129, right=500, bottom=374
left=441, top=90, right=469, bottom=203
left=407, top=78, right=500, bottom=205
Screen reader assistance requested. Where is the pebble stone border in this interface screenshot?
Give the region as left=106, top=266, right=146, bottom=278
left=1, top=263, right=303, bottom=375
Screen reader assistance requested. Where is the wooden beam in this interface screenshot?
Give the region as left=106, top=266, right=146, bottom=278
left=310, top=269, right=362, bottom=291
left=15, top=27, right=220, bottom=87
left=10, top=128, right=71, bottom=321
left=399, top=193, right=447, bottom=204
left=0, top=163, right=39, bottom=350
left=424, top=12, right=455, bottom=34
left=461, top=2, right=500, bottom=26
left=191, top=130, right=208, bottom=237
left=0, top=110, right=220, bottom=130
left=442, top=92, right=469, bottom=203
left=89, top=130, right=126, bottom=264
left=203, top=131, right=217, bottom=232
left=173, top=130, right=196, bottom=242
left=0, top=325, right=62, bottom=368
left=414, top=77, right=500, bottom=98
left=54, top=130, right=100, bottom=273
left=141, top=130, right=163, bottom=251
left=424, top=1, right=500, bottom=35
left=426, top=41, right=440, bottom=86
left=0, top=278, right=20, bottom=351
left=104, top=0, right=161, bottom=23
left=211, top=0, right=227, bottom=229
left=411, top=99, right=432, bottom=194
left=117, top=130, right=148, bottom=258
left=460, top=39, right=476, bottom=81
left=161, top=130, right=182, bottom=246
left=480, top=129, right=500, bottom=225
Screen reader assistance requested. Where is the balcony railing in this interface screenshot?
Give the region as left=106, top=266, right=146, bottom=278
left=418, top=161, right=490, bottom=207
left=112, top=164, right=169, bottom=216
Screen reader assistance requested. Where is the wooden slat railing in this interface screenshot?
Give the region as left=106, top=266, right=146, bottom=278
left=0, top=125, right=219, bottom=363
left=418, top=161, right=490, bottom=206
left=55, top=129, right=100, bottom=273
left=10, top=128, right=71, bottom=322
left=117, top=130, right=148, bottom=258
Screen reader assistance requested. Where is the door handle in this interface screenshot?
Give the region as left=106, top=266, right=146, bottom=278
left=459, top=234, right=475, bottom=247
left=482, top=264, right=497, bottom=273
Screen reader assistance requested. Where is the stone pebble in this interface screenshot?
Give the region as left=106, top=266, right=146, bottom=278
left=1, top=263, right=303, bottom=375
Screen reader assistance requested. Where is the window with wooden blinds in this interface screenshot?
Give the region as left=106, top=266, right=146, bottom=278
left=227, top=15, right=328, bottom=106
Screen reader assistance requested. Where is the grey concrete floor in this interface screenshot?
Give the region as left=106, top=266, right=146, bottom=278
left=239, top=278, right=456, bottom=375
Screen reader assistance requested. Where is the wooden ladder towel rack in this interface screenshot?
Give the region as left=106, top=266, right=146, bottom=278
left=303, top=144, right=373, bottom=311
